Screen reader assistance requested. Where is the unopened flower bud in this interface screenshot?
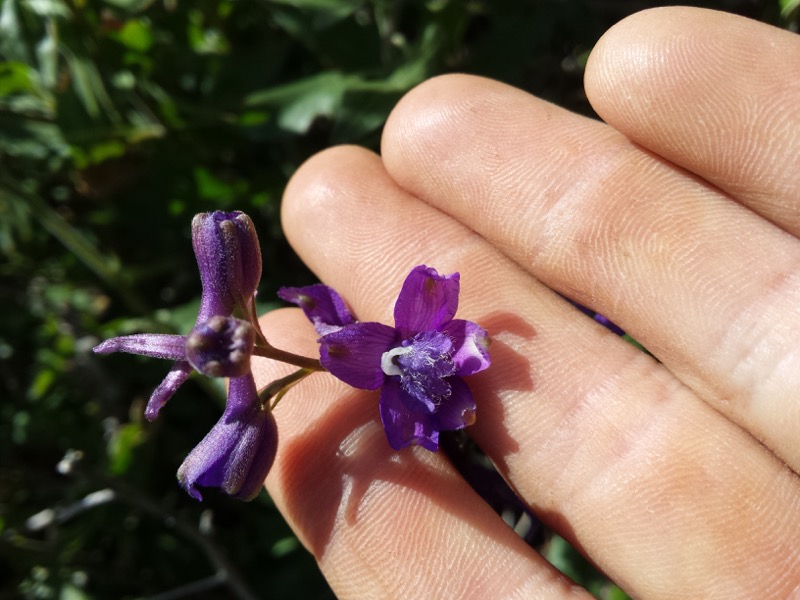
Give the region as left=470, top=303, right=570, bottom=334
left=185, top=315, right=255, bottom=378
left=192, top=211, right=262, bottom=320
left=178, top=373, right=278, bottom=501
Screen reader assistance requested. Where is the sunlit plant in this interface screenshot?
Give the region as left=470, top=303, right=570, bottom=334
left=95, top=210, right=491, bottom=500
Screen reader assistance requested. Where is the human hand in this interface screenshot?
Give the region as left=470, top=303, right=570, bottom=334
left=255, top=7, right=800, bottom=598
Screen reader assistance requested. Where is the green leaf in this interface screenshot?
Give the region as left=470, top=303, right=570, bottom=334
left=62, top=51, right=119, bottom=121
left=22, top=0, right=71, bottom=18
left=188, top=9, right=230, bottom=55
left=28, top=368, right=56, bottom=401
left=70, top=139, right=127, bottom=168
left=0, top=115, right=67, bottom=159
left=0, top=184, right=148, bottom=312
left=0, top=186, right=33, bottom=255
left=107, top=421, right=145, bottom=475
left=35, top=24, right=59, bottom=89
left=266, top=0, right=362, bottom=19
left=781, top=0, right=800, bottom=16
left=0, top=60, right=54, bottom=113
left=112, top=19, right=153, bottom=52
left=270, top=535, right=300, bottom=558
left=101, top=0, right=156, bottom=12
left=0, top=61, right=37, bottom=96
left=194, top=167, right=237, bottom=202
left=12, top=410, right=30, bottom=444
left=245, top=71, right=356, bottom=133
left=0, top=0, right=32, bottom=64
left=59, top=583, right=92, bottom=600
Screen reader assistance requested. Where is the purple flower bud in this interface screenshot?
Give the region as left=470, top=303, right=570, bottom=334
left=192, top=211, right=262, bottom=320
left=177, top=374, right=277, bottom=501
left=94, top=210, right=285, bottom=501
left=95, top=211, right=263, bottom=422
left=185, top=316, right=256, bottom=378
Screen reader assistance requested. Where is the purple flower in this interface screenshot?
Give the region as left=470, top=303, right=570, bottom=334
left=281, top=265, right=491, bottom=451
left=192, top=210, right=262, bottom=323
left=94, top=211, right=263, bottom=420
left=94, top=211, right=276, bottom=500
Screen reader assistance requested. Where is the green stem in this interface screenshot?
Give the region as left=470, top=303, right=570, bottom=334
left=252, top=342, right=323, bottom=371
left=258, top=368, right=315, bottom=411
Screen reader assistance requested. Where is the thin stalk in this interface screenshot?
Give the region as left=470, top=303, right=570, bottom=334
left=252, top=343, right=322, bottom=371
left=258, top=367, right=316, bottom=411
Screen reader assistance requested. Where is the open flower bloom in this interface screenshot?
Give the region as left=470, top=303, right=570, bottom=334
left=281, top=265, right=491, bottom=451
left=94, top=211, right=276, bottom=500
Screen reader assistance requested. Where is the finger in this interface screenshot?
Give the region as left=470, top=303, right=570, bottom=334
left=255, top=308, right=588, bottom=599
left=380, top=73, right=800, bottom=474
left=280, top=145, right=800, bottom=597
left=584, top=7, right=800, bottom=235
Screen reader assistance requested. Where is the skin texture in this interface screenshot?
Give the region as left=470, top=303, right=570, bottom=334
left=254, top=7, right=800, bottom=599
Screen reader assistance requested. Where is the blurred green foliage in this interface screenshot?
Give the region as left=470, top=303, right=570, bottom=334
left=0, top=0, right=792, bottom=598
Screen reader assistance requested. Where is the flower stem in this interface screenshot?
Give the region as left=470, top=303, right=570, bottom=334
left=252, top=342, right=323, bottom=371
left=258, top=368, right=315, bottom=410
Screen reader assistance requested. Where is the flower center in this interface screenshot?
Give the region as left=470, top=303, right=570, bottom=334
left=380, top=345, right=413, bottom=377
left=380, top=330, right=456, bottom=411
left=185, top=315, right=255, bottom=378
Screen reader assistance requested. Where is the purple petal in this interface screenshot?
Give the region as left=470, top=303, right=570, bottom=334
left=144, top=360, right=193, bottom=421
left=93, top=334, right=187, bottom=361
left=379, top=378, right=439, bottom=451
left=440, top=319, right=491, bottom=376
left=192, top=211, right=262, bottom=321
left=319, top=322, right=397, bottom=390
left=433, top=377, right=477, bottom=432
left=393, top=265, right=460, bottom=336
left=278, top=284, right=355, bottom=335
left=178, top=373, right=278, bottom=501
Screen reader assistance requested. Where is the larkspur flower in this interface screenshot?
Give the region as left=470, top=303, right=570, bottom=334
left=94, top=211, right=278, bottom=500
left=94, top=211, right=263, bottom=419
left=280, top=265, right=491, bottom=451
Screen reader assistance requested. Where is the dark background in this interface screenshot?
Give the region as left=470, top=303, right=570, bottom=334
left=1, top=1, right=795, bottom=598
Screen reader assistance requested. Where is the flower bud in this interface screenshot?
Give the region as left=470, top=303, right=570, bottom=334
left=185, top=315, right=255, bottom=378
left=178, top=373, right=278, bottom=501
left=192, top=211, right=262, bottom=320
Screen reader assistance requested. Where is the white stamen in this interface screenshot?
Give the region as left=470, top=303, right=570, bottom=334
left=381, top=346, right=413, bottom=376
